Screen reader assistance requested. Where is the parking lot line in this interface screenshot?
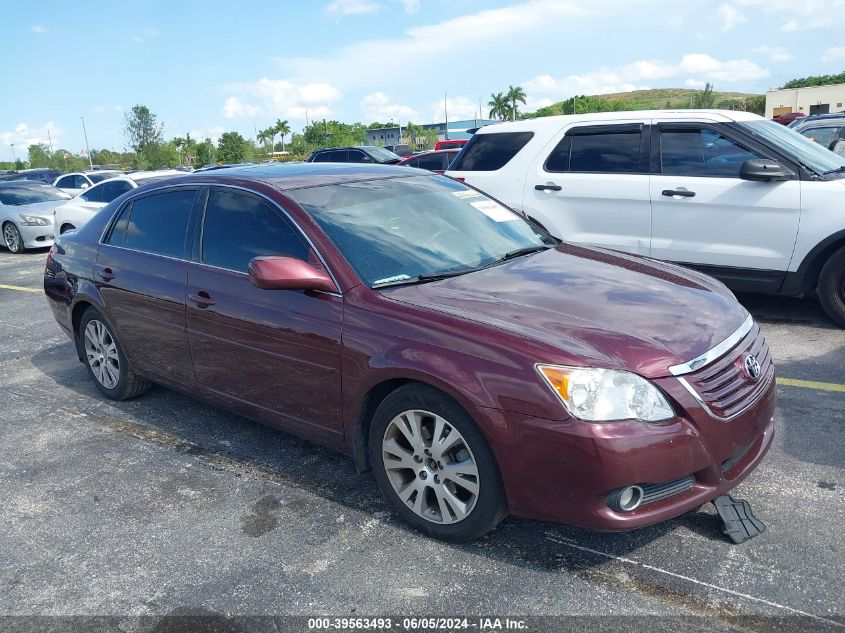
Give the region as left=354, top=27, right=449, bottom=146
left=0, top=283, right=40, bottom=293
left=777, top=377, right=845, bottom=393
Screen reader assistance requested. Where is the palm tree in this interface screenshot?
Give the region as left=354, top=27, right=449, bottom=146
left=506, top=85, right=527, bottom=121
left=274, top=119, right=291, bottom=152
left=488, top=92, right=509, bottom=120
left=257, top=129, right=272, bottom=157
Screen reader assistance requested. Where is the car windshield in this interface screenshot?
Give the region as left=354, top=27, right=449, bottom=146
left=736, top=120, right=845, bottom=175
left=289, top=174, right=553, bottom=286
left=365, top=146, right=401, bottom=163
left=0, top=186, right=72, bottom=205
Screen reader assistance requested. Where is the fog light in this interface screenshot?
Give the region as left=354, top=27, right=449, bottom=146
left=608, top=485, right=644, bottom=512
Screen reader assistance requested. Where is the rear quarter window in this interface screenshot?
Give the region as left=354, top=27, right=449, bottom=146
left=450, top=132, right=534, bottom=171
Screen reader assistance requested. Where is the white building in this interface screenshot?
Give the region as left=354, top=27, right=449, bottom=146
left=765, top=83, right=845, bottom=118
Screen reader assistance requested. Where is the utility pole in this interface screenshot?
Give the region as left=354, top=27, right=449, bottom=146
left=80, top=116, right=93, bottom=169
left=9, top=144, right=17, bottom=162
left=444, top=92, right=449, bottom=140
left=47, top=129, right=54, bottom=154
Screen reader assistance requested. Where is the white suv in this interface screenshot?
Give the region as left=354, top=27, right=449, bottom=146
left=446, top=110, right=845, bottom=326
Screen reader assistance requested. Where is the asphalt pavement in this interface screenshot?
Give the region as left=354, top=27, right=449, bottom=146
left=1, top=249, right=843, bottom=632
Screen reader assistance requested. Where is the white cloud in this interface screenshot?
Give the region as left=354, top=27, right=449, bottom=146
left=717, top=3, right=747, bottom=30
left=780, top=16, right=831, bottom=31
left=131, top=35, right=143, bottom=43
left=189, top=126, right=225, bottom=143
left=523, top=53, right=768, bottom=107
left=821, top=46, right=845, bottom=62
left=685, top=79, right=707, bottom=88
left=396, top=0, right=420, bottom=12
left=91, top=105, right=106, bottom=113
left=361, top=92, right=420, bottom=122
left=325, top=0, right=381, bottom=15
left=1, top=122, right=64, bottom=157
left=29, top=25, right=48, bottom=34
left=431, top=96, right=479, bottom=122
left=752, top=45, right=793, bottom=62
left=221, top=78, right=343, bottom=122
left=283, top=0, right=588, bottom=88
left=131, top=27, right=160, bottom=43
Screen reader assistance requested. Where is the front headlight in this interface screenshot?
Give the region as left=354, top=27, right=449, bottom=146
left=536, top=364, right=675, bottom=422
left=18, top=214, right=49, bottom=226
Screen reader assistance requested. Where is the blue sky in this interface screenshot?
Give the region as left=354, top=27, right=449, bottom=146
left=1, top=0, right=843, bottom=161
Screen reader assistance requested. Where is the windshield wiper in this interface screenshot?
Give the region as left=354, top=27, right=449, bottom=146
left=499, top=245, right=552, bottom=260
left=822, top=165, right=845, bottom=175
left=372, top=268, right=477, bottom=288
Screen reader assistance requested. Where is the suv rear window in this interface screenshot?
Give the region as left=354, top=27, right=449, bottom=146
left=450, top=132, right=534, bottom=171
left=546, top=126, right=643, bottom=173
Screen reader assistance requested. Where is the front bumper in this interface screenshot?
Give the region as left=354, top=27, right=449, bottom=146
left=18, top=222, right=55, bottom=249
left=467, top=372, right=776, bottom=531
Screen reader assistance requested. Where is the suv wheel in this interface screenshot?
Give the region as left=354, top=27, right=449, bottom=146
left=368, top=384, right=507, bottom=541
left=79, top=307, right=151, bottom=400
left=818, top=246, right=845, bottom=327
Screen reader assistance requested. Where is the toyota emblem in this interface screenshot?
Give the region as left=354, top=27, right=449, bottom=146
left=743, top=354, right=762, bottom=381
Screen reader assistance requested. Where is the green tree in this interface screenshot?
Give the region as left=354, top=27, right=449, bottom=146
left=27, top=144, right=51, bottom=167
left=274, top=119, right=291, bottom=152
left=689, top=83, right=717, bottom=109
left=506, top=85, right=527, bottom=120
left=782, top=71, right=845, bottom=89
left=172, top=133, right=197, bottom=165
left=217, top=131, right=250, bottom=163
left=196, top=139, right=216, bottom=166
left=257, top=129, right=273, bottom=157
left=136, top=141, right=180, bottom=170
left=488, top=92, right=509, bottom=120
left=124, top=105, right=164, bottom=152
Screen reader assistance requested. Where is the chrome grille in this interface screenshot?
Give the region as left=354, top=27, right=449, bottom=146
left=683, top=322, right=774, bottom=419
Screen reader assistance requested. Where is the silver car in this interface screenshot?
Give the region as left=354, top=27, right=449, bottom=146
left=0, top=182, right=71, bottom=253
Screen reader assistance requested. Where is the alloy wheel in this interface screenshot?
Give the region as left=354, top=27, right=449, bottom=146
left=3, top=223, right=20, bottom=252
left=381, top=409, right=480, bottom=524
left=84, top=320, right=120, bottom=389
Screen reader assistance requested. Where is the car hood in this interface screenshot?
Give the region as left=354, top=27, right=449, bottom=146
left=382, top=244, right=748, bottom=378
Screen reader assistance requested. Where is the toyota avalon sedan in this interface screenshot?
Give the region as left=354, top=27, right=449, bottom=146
left=44, top=164, right=775, bottom=541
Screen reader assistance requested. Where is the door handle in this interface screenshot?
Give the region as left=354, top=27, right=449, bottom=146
left=535, top=183, right=562, bottom=191
left=188, top=291, right=215, bottom=308
left=661, top=189, right=696, bottom=198
left=96, top=267, right=114, bottom=281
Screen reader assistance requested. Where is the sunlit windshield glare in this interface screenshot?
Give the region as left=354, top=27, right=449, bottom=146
left=289, top=175, right=552, bottom=286
left=737, top=120, right=845, bottom=174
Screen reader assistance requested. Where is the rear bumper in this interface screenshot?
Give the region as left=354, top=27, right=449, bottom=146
left=468, top=374, right=776, bottom=531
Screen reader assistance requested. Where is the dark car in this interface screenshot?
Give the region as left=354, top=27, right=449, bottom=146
left=789, top=114, right=845, bottom=156
left=306, top=146, right=401, bottom=165
left=44, top=163, right=775, bottom=541
left=0, top=168, right=63, bottom=184
left=398, top=149, right=460, bottom=174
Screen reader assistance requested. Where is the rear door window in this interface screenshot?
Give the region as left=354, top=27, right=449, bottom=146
left=417, top=153, right=447, bottom=171
left=329, top=150, right=348, bottom=162
left=201, top=189, right=309, bottom=273
left=123, top=189, right=196, bottom=258
left=100, top=180, right=134, bottom=202
left=546, top=126, right=644, bottom=173
left=449, top=132, right=534, bottom=171
left=312, top=152, right=331, bottom=163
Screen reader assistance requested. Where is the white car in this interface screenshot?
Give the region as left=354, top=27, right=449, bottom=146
left=53, top=170, right=184, bottom=234
left=446, top=109, right=845, bottom=326
left=53, top=170, right=122, bottom=196
left=0, top=181, right=71, bottom=253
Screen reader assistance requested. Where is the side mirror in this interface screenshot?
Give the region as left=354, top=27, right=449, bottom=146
left=739, top=159, right=790, bottom=182
left=248, top=256, right=337, bottom=292
left=80, top=182, right=89, bottom=189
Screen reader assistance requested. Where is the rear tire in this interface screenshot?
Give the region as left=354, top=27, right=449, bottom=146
left=818, top=246, right=845, bottom=327
left=3, top=222, right=25, bottom=253
left=78, top=307, right=151, bottom=400
left=368, top=384, right=507, bottom=541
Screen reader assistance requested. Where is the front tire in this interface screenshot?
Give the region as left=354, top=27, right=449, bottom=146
left=3, top=222, right=25, bottom=253
left=368, top=384, right=507, bottom=541
left=818, top=246, right=845, bottom=328
left=79, top=307, right=151, bottom=400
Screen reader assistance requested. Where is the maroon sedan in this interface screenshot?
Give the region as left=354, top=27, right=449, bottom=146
left=44, top=164, right=775, bottom=541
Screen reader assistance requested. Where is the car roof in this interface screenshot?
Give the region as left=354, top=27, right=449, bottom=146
left=475, top=109, right=764, bottom=134
left=166, top=162, right=419, bottom=191
left=314, top=146, right=382, bottom=152
left=794, top=113, right=845, bottom=124
left=0, top=180, right=57, bottom=187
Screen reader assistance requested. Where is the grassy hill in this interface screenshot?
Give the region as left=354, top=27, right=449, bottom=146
left=528, top=88, right=763, bottom=117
